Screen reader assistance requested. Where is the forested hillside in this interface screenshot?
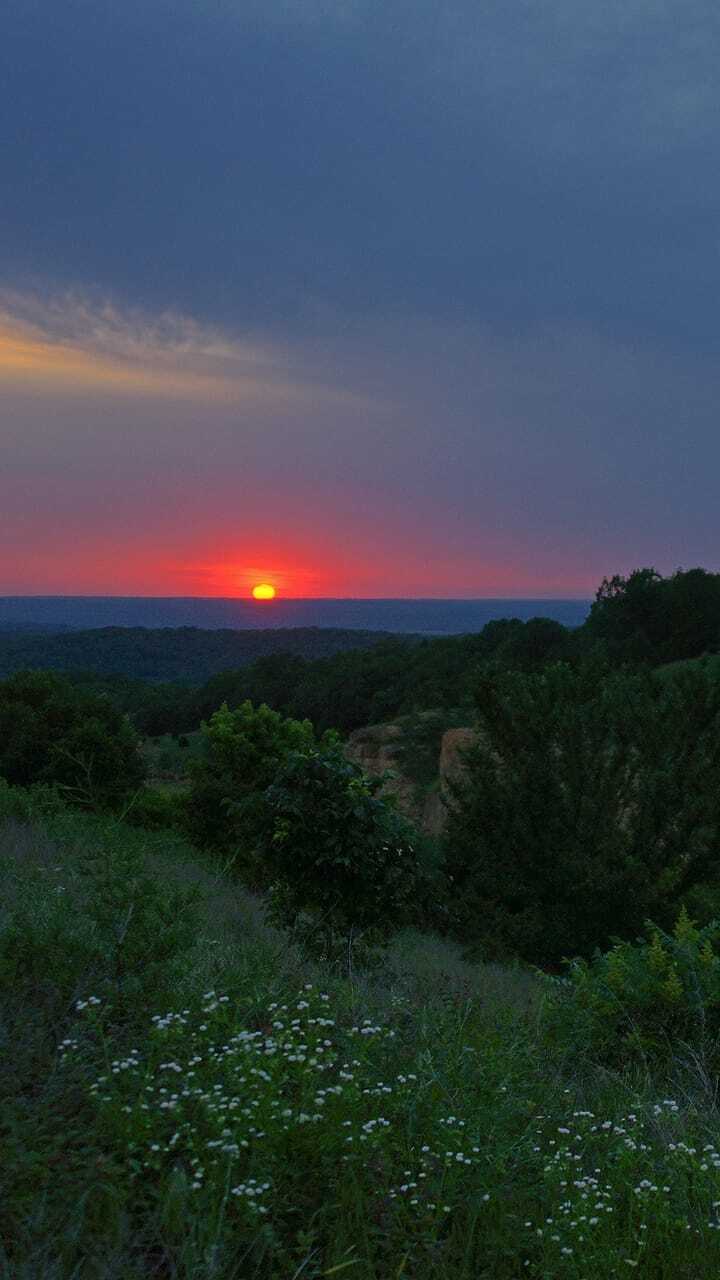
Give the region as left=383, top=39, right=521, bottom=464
left=56, top=618, right=575, bottom=737
left=5, top=567, right=720, bottom=739
left=0, top=625, right=408, bottom=683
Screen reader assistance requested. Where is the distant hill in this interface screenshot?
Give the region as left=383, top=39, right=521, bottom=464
left=0, top=595, right=591, bottom=633
left=0, top=621, right=75, bottom=634
left=0, top=626, right=416, bottom=683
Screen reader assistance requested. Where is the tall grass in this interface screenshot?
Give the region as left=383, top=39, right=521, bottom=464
left=3, top=808, right=720, bottom=1277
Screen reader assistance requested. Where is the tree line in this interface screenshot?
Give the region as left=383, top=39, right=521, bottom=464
left=4, top=565, right=720, bottom=968
left=36, top=566, right=720, bottom=739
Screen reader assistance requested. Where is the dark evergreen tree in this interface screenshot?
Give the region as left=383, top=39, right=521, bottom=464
left=444, top=661, right=720, bottom=964
left=584, top=567, right=720, bottom=666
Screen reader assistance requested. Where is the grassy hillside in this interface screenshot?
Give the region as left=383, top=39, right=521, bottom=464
left=3, top=803, right=720, bottom=1278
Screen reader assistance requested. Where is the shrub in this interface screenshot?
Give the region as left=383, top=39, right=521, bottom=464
left=124, top=786, right=185, bottom=831
left=543, top=909, right=720, bottom=1068
left=256, top=745, right=422, bottom=965
left=182, top=701, right=324, bottom=883
left=0, top=670, right=144, bottom=809
left=0, top=778, right=53, bottom=824
left=443, top=661, right=720, bottom=964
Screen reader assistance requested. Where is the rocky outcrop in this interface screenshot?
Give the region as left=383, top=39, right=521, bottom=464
left=345, top=722, right=477, bottom=835
left=425, top=727, right=478, bottom=835
left=438, top=728, right=477, bottom=787
left=344, top=723, right=404, bottom=773
left=344, top=724, right=418, bottom=818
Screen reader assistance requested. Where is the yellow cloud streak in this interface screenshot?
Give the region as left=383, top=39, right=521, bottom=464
left=0, top=311, right=376, bottom=412
left=0, top=321, right=294, bottom=403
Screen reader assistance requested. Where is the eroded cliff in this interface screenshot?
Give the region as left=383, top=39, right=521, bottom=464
left=345, top=721, right=476, bottom=834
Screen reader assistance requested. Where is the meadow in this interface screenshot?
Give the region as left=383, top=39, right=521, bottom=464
left=6, top=569, right=720, bottom=1277
left=4, top=800, right=720, bottom=1279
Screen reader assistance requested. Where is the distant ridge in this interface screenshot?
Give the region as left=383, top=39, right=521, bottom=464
left=0, top=620, right=75, bottom=634
left=0, top=596, right=591, bottom=634
left=0, top=626, right=408, bottom=683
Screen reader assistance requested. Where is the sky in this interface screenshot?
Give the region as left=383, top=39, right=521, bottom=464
left=2, top=0, right=720, bottom=598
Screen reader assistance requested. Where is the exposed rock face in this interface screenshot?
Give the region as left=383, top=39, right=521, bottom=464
left=344, top=724, right=418, bottom=818
left=438, top=728, right=477, bottom=787
left=345, top=722, right=477, bottom=835
left=427, top=727, right=478, bottom=835
left=344, top=723, right=404, bottom=772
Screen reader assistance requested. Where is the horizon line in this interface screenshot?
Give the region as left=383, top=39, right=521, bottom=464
left=0, top=592, right=594, bottom=603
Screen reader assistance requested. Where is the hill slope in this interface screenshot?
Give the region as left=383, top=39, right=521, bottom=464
left=3, top=802, right=718, bottom=1277
left=0, top=625, right=415, bottom=683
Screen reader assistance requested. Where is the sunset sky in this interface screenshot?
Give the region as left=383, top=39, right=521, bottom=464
left=3, top=1, right=720, bottom=597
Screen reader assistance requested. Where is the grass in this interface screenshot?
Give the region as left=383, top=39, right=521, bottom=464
left=3, top=809, right=720, bottom=1277
left=140, top=733, right=204, bottom=789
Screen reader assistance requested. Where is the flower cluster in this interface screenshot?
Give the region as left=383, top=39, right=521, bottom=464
left=523, top=1102, right=720, bottom=1271
left=65, top=982, right=720, bottom=1272
left=68, top=984, right=478, bottom=1224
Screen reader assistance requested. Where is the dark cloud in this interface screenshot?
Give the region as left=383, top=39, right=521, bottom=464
left=4, top=1, right=720, bottom=346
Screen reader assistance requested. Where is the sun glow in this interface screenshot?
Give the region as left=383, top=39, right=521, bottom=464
left=251, top=583, right=276, bottom=600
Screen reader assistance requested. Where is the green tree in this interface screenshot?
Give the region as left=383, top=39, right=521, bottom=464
left=493, top=616, right=570, bottom=671
left=664, top=567, right=720, bottom=660
left=444, top=661, right=720, bottom=965
left=584, top=566, right=720, bottom=666
left=182, top=701, right=320, bottom=883
left=257, top=745, right=421, bottom=964
left=0, top=671, right=144, bottom=808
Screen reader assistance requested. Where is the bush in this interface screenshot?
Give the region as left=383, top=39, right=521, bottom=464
left=443, top=661, right=720, bottom=965
left=544, top=909, right=720, bottom=1068
left=124, top=786, right=185, bottom=831
left=0, top=670, right=144, bottom=809
left=256, top=745, right=422, bottom=965
left=182, top=701, right=324, bottom=883
left=0, top=779, right=61, bottom=824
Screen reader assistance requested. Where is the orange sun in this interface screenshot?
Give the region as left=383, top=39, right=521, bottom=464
left=251, top=583, right=276, bottom=600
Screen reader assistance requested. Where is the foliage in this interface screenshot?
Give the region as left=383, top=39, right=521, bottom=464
left=0, top=624, right=400, bottom=683
left=6, top=568, right=720, bottom=749
left=190, top=654, right=308, bottom=727
left=544, top=909, right=720, bottom=1069
left=182, top=701, right=321, bottom=883
left=0, top=778, right=40, bottom=825
left=0, top=670, right=144, bottom=808
left=124, top=785, right=186, bottom=831
left=586, top=566, right=720, bottom=665
left=257, top=745, right=422, bottom=964
left=0, top=618, right=580, bottom=737
left=67, top=981, right=720, bottom=1280
left=443, top=660, right=720, bottom=965
left=0, top=778, right=67, bottom=825
left=0, top=808, right=198, bottom=1059
left=6, top=809, right=720, bottom=1278
left=394, top=709, right=469, bottom=790
left=194, top=624, right=573, bottom=735
left=140, top=730, right=203, bottom=783
left=476, top=615, right=573, bottom=671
